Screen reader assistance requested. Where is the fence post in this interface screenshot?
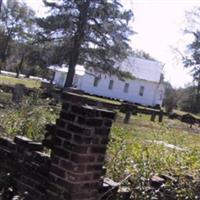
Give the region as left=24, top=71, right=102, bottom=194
left=158, top=110, right=163, bottom=123
left=150, top=111, right=156, bottom=122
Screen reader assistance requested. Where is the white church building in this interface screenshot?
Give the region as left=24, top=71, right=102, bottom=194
left=50, top=56, right=165, bottom=107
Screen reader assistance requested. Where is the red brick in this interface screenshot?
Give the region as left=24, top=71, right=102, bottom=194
left=50, top=165, right=65, bottom=177
left=91, top=138, right=99, bottom=145
left=73, top=164, right=86, bottom=173
left=104, top=119, right=113, bottom=127
left=71, top=153, right=95, bottom=163
left=77, top=116, right=86, bottom=124
left=95, top=128, right=110, bottom=136
left=51, top=155, right=60, bottom=165
left=90, top=146, right=107, bottom=154
left=60, top=159, right=73, bottom=171
left=96, top=155, right=105, bottom=163
left=0, top=137, right=16, bottom=150
left=100, top=110, right=116, bottom=120
left=66, top=172, right=93, bottom=182
left=73, top=135, right=92, bottom=145
left=86, top=119, right=103, bottom=127
left=56, top=178, right=69, bottom=190
left=63, top=141, right=88, bottom=154
left=56, top=129, right=72, bottom=141
left=67, top=123, right=92, bottom=136
left=60, top=112, right=76, bottom=122
left=71, top=105, right=97, bottom=117
left=93, top=172, right=102, bottom=180
left=53, top=147, right=70, bottom=159
left=48, top=183, right=62, bottom=194
left=81, top=182, right=100, bottom=190
left=62, top=102, right=70, bottom=111
left=86, top=165, right=102, bottom=172
left=54, top=136, right=63, bottom=146
left=56, top=119, right=66, bottom=128
left=60, top=162, right=86, bottom=173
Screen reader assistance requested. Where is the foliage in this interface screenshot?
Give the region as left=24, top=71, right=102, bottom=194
left=163, top=81, right=200, bottom=114
left=0, top=93, right=60, bottom=140
left=131, top=49, right=157, bottom=61
left=0, top=0, right=35, bottom=73
left=2, top=88, right=200, bottom=198
left=163, top=82, right=177, bottom=113
left=183, top=7, right=200, bottom=112
left=176, top=86, right=197, bottom=113
left=37, top=0, right=134, bottom=87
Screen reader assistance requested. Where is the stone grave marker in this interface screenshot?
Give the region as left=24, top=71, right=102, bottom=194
left=12, top=84, right=25, bottom=104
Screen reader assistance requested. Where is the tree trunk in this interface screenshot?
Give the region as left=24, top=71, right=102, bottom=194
left=16, top=53, right=25, bottom=78
left=195, top=78, right=200, bottom=112
left=64, top=0, right=90, bottom=88
left=0, top=60, right=5, bottom=74
left=0, top=0, right=2, bottom=13
left=0, top=29, right=12, bottom=73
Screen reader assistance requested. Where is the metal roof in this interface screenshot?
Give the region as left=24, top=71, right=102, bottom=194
left=115, top=56, right=164, bottom=82
left=48, top=64, right=85, bottom=76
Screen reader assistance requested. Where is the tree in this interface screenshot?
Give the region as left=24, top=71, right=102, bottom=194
left=132, top=49, right=156, bottom=61
left=183, top=7, right=200, bottom=112
left=163, top=82, right=177, bottom=113
left=0, top=0, right=35, bottom=73
left=37, top=0, right=134, bottom=88
left=0, top=0, right=2, bottom=13
left=176, top=85, right=196, bottom=113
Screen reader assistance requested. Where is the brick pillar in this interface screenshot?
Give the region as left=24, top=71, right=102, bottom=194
left=48, top=93, right=116, bottom=200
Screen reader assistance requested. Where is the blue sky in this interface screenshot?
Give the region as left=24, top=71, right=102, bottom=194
left=24, top=0, right=200, bottom=87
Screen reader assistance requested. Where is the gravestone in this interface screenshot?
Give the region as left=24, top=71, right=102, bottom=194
left=158, top=110, right=163, bottom=122
left=12, top=84, right=25, bottom=104
left=181, top=113, right=196, bottom=128
left=150, top=111, right=156, bottom=122
left=121, top=103, right=137, bottom=124
left=124, top=111, right=132, bottom=124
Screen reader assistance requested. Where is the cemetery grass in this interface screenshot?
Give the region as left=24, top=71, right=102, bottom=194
left=0, top=91, right=60, bottom=140
left=1, top=93, right=200, bottom=198
left=0, top=75, right=41, bottom=88
left=106, top=113, right=200, bottom=199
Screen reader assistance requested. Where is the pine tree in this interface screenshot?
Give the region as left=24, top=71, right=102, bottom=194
left=183, top=8, right=200, bottom=112
left=37, top=0, right=134, bottom=87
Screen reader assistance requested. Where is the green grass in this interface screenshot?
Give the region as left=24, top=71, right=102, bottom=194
left=106, top=113, right=200, bottom=199
left=0, top=91, right=60, bottom=140
left=1, top=91, right=200, bottom=199
left=0, top=75, right=41, bottom=88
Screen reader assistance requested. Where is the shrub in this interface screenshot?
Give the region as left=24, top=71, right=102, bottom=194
left=0, top=93, right=60, bottom=140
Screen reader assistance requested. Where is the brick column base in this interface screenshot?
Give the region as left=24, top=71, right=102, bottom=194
left=47, top=92, right=116, bottom=200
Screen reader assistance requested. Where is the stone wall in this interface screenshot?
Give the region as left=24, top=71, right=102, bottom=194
left=0, top=136, right=50, bottom=199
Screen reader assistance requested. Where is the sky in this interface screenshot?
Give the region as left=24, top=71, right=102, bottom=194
left=23, top=0, right=200, bottom=88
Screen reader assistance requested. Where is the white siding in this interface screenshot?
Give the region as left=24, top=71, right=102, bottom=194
left=53, top=71, right=82, bottom=88
left=53, top=71, right=67, bottom=87
left=78, top=72, right=162, bottom=106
